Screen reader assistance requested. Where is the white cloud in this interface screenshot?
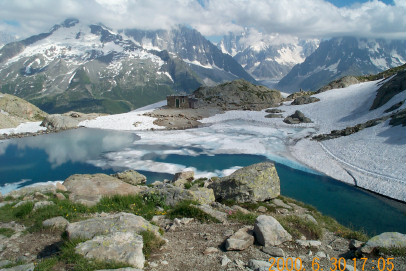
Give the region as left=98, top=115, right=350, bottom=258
left=0, top=0, right=404, bottom=40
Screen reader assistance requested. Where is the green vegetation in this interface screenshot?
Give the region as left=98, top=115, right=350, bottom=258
left=0, top=227, right=15, bottom=237
left=356, top=63, right=406, bottom=82
left=228, top=211, right=257, bottom=224
left=0, top=193, right=167, bottom=232
left=277, top=214, right=322, bottom=240
left=139, top=230, right=166, bottom=259
left=167, top=200, right=220, bottom=223
left=34, top=238, right=131, bottom=271
left=378, top=247, right=406, bottom=257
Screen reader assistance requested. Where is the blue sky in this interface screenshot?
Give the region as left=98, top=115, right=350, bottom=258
left=0, top=0, right=404, bottom=40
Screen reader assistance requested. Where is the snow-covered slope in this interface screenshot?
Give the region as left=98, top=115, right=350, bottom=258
left=278, top=37, right=406, bottom=93
left=218, top=29, right=319, bottom=80
left=276, top=78, right=406, bottom=201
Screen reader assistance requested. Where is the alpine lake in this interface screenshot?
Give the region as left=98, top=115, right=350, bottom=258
left=0, top=127, right=405, bottom=236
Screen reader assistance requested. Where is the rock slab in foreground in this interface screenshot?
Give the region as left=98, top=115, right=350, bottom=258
left=66, top=212, right=160, bottom=240
left=225, top=226, right=255, bottom=251
left=360, top=232, right=406, bottom=254
left=211, top=162, right=280, bottom=203
left=63, top=174, right=146, bottom=206
left=254, top=215, right=292, bottom=246
left=75, top=232, right=145, bottom=269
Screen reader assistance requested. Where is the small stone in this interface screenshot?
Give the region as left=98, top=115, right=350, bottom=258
left=33, top=200, right=55, bottom=211
left=261, top=246, right=285, bottom=257
left=221, top=255, right=232, bottom=266
left=296, top=240, right=322, bottom=248
left=56, top=182, right=67, bottom=191
left=149, top=262, right=158, bottom=267
left=55, top=193, right=66, bottom=200
left=316, top=251, right=327, bottom=258
left=203, top=247, right=219, bottom=255
left=231, top=205, right=250, bottom=214
left=225, top=226, right=254, bottom=251
left=257, top=206, right=267, bottom=213
left=308, top=250, right=313, bottom=256
left=161, top=260, right=169, bottom=265
left=273, top=199, right=292, bottom=209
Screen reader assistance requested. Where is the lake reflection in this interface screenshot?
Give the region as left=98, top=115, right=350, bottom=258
left=0, top=128, right=139, bottom=193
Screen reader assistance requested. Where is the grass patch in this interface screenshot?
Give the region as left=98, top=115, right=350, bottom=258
left=220, top=199, right=276, bottom=213
left=0, top=227, right=15, bottom=237
left=93, top=194, right=167, bottom=220
left=378, top=247, right=406, bottom=257
left=277, top=215, right=323, bottom=240
left=139, top=230, right=166, bottom=259
left=228, top=211, right=257, bottom=224
left=167, top=200, right=220, bottom=223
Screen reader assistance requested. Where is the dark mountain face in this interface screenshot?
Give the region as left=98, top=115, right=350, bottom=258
left=277, top=37, right=406, bottom=93
left=0, top=21, right=254, bottom=114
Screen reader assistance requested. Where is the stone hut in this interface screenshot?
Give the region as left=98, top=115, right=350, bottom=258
left=167, top=95, right=199, bottom=109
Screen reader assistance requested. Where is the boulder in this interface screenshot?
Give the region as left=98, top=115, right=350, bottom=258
left=254, top=215, right=292, bottom=246
left=112, top=170, right=146, bottom=185
left=283, top=110, right=312, bottom=124
left=66, top=212, right=160, bottom=240
left=211, top=162, right=280, bottom=203
left=143, top=185, right=215, bottom=206
left=7, top=184, right=56, bottom=199
left=197, top=204, right=228, bottom=223
left=33, top=201, right=55, bottom=211
left=225, top=226, right=255, bottom=251
left=40, top=114, right=79, bottom=130
left=76, top=231, right=144, bottom=269
left=42, top=216, right=69, bottom=229
left=360, top=232, right=406, bottom=254
left=173, top=171, right=194, bottom=182
left=63, top=174, right=147, bottom=206
left=265, top=108, right=284, bottom=113
left=291, top=96, right=320, bottom=105
left=265, top=113, right=283, bottom=118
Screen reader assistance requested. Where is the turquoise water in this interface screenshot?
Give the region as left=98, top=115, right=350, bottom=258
left=0, top=128, right=405, bottom=235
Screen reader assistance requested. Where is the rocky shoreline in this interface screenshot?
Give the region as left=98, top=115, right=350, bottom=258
left=0, top=163, right=405, bottom=271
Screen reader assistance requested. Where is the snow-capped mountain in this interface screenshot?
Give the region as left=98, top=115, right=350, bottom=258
left=218, top=30, right=319, bottom=80
left=0, top=19, right=254, bottom=113
left=277, top=37, right=406, bottom=93
left=124, top=26, right=256, bottom=85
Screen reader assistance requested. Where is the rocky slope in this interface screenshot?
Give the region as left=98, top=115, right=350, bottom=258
left=277, top=37, right=406, bottom=93
left=0, top=164, right=405, bottom=271
left=218, top=30, right=319, bottom=80
left=0, top=92, right=47, bottom=129
left=0, top=20, right=254, bottom=114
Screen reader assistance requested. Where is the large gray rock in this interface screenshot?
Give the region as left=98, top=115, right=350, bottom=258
left=76, top=231, right=144, bottom=269
left=211, top=162, right=280, bottom=203
left=283, top=110, right=312, bottom=124
left=254, top=215, right=292, bottom=246
left=66, top=212, right=160, bottom=240
left=196, top=204, right=228, bottom=223
left=173, top=171, right=194, bottom=182
left=40, top=114, right=79, bottom=130
left=291, top=96, right=320, bottom=105
left=143, top=185, right=214, bottom=206
left=113, top=170, right=146, bottom=185
left=225, top=226, right=255, bottom=251
left=63, top=174, right=147, bottom=206
left=7, top=184, right=56, bottom=199
left=360, top=232, right=406, bottom=254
